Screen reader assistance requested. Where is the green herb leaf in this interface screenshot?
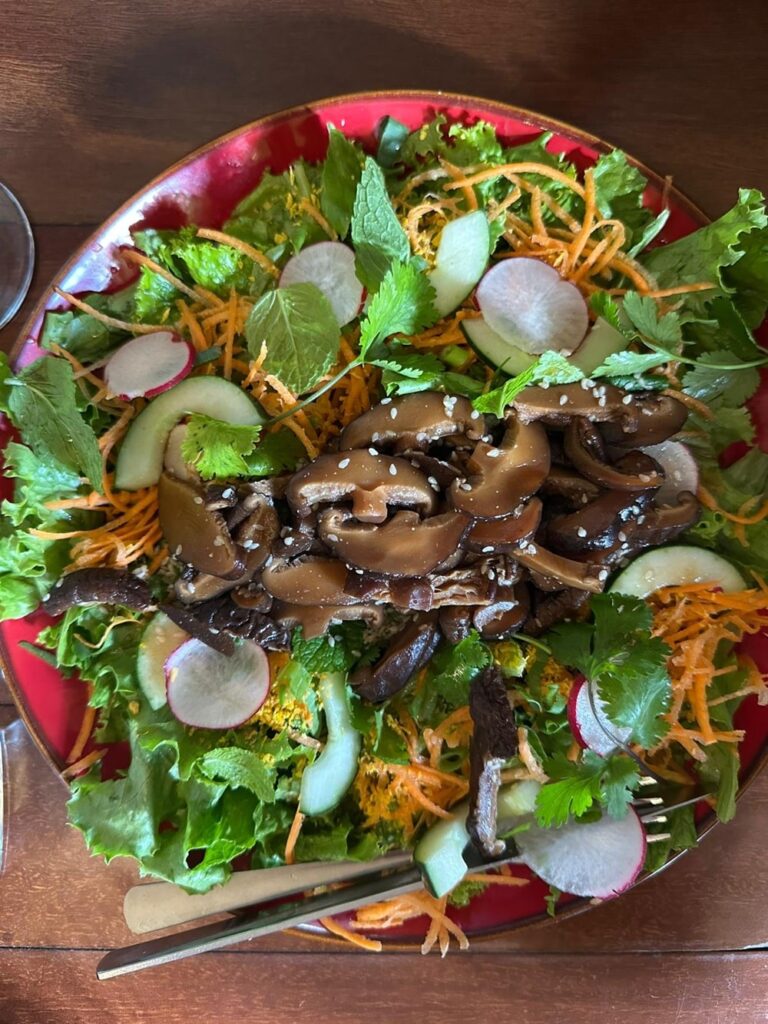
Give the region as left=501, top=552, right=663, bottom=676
left=40, top=286, right=135, bottom=361
left=535, top=751, right=639, bottom=827
left=321, top=127, right=365, bottom=238
left=592, top=150, right=667, bottom=252
left=376, top=116, right=409, bottom=168
left=225, top=163, right=327, bottom=257
left=472, top=351, right=584, bottom=417
left=697, top=742, right=740, bottom=822
left=245, top=282, right=340, bottom=393
left=682, top=354, right=760, bottom=406
left=622, top=291, right=683, bottom=347
left=197, top=747, right=276, bottom=803
left=359, top=260, right=438, bottom=357
left=180, top=414, right=262, bottom=479
left=6, top=356, right=103, bottom=491
left=243, top=429, right=305, bottom=477
left=351, top=158, right=410, bottom=290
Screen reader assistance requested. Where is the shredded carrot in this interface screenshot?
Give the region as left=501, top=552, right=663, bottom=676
left=284, top=806, right=305, bottom=865
left=53, top=289, right=168, bottom=335
left=645, top=282, right=717, bottom=299
left=196, top=227, right=280, bottom=277
left=177, top=300, right=210, bottom=352
left=320, top=917, right=383, bottom=951
left=66, top=702, right=96, bottom=764
left=697, top=484, right=768, bottom=525
left=443, top=162, right=586, bottom=200
left=439, top=158, right=479, bottom=212
left=463, top=872, right=529, bottom=887
left=61, top=747, right=105, bottom=779
left=297, top=198, right=337, bottom=239
left=122, top=249, right=217, bottom=307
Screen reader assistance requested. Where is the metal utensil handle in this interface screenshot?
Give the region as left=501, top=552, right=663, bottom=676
left=98, top=865, right=424, bottom=979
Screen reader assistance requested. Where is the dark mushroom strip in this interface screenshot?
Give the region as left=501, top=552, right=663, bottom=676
left=633, top=491, right=700, bottom=545
left=600, top=392, right=688, bottom=448
left=539, top=467, right=600, bottom=507
left=231, top=583, right=273, bottom=612
left=430, top=564, right=501, bottom=607
left=564, top=419, right=664, bottom=491
left=317, top=508, right=471, bottom=576
left=352, top=615, right=440, bottom=702
left=161, top=595, right=289, bottom=652
left=438, top=605, right=473, bottom=643
left=514, top=541, right=606, bottom=592
left=159, top=603, right=235, bottom=655
left=286, top=450, right=437, bottom=523
left=273, top=601, right=386, bottom=640
left=405, top=451, right=462, bottom=489
left=339, top=392, right=486, bottom=453
left=467, top=666, right=518, bottom=857
left=449, top=416, right=550, bottom=518
left=524, top=587, right=591, bottom=636
left=389, top=577, right=434, bottom=611
left=158, top=472, right=244, bottom=579
left=472, top=594, right=527, bottom=639
left=546, top=488, right=655, bottom=553
left=44, top=568, right=154, bottom=616
left=512, top=382, right=637, bottom=428
left=261, top=557, right=360, bottom=606
left=467, top=498, right=542, bottom=553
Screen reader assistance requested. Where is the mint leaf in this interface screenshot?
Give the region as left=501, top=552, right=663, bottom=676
left=472, top=351, right=584, bottom=417
left=351, top=158, right=410, bottom=290
left=321, top=127, right=365, bottom=238
left=243, top=429, right=305, bottom=477
left=180, top=414, right=262, bottom=479
left=197, top=747, right=276, bottom=803
left=245, top=283, right=340, bottom=394
left=291, top=622, right=367, bottom=675
left=359, top=260, right=438, bottom=357
left=7, top=356, right=103, bottom=491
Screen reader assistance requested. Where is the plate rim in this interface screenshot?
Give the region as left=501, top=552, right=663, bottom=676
left=2, top=89, right=766, bottom=949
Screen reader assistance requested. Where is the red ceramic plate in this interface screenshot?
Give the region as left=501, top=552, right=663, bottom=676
left=2, top=91, right=767, bottom=946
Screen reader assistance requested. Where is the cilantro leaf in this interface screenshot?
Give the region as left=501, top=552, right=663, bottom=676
left=592, top=349, right=671, bottom=378
left=243, top=429, right=305, bottom=477
left=472, top=351, right=584, bottom=417
left=181, top=414, right=262, bottom=479
left=197, top=747, right=276, bottom=803
left=245, top=282, right=340, bottom=394
left=682, top=354, right=760, bottom=406
left=592, top=150, right=667, bottom=252
left=535, top=751, right=639, bottom=827
left=588, top=291, right=624, bottom=330
left=600, top=755, right=641, bottom=819
left=359, top=260, right=438, bottom=357
left=351, top=158, right=410, bottom=290
left=321, top=127, right=365, bottom=238
left=6, top=356, right=103, bottom=491
left=622, top=291, right=683, bottom=348
left=535, top=768, right=601, bottom=827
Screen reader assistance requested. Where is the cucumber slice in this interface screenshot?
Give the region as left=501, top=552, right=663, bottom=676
left=430, top=212, right=491, bottom=317
left=610, top=545, right=746, bottom=599
left=414, top=780, right=541, bottom=898
left=461, top=317, right=536, bottom=375
left=569, top=318, right=628, bottom=375
left=136, top=612, right=188, bottom=710
left=299, top=672, right=361, bottom=817
left=115, top=376, right=265, bottom=490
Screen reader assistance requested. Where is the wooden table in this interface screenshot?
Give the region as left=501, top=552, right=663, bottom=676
left=2, top=1, right=768, bottom=1019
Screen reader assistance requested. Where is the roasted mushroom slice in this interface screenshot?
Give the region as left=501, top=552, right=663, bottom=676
left=317, top=508, right=471, bottom=576
left=539, top=467, right=600, bottom=507
left=564, top=420, right=664, bottom=491
left=273, top=601, right=386, bottom=640
left=472, top=595, right=527, bottom=639
left=158, top=472, right=243, bottom=579
left=515, top=541, right=606, bottom=592
left=352, top=615, right=440, bottom=702
left=546, top=488, right=655, bottom=553
left=512, top=382, right=637, bottom=427
left=261, top=557, right=360, bottom=606
left=161, top=595, right=289, bottom=652
left=44, top=568, right=154, bottom=616
left=439, top=605, right=473, bottom=643
left=600, top=392, right=688, bottom=448
left=524, top=587, right=592, bottom=636
left=467, top=666, right=518, bottom=857
left=633, top=491, right=700, bottom=545
left=449, top=416, right=550, bottom=518
left=405, top=451, right=462, bottom=489
left=467, top=498, right=543, bottom=553
left=339, top=392, right=486, bottom=453
left=286, top=450, right=437, bottom=523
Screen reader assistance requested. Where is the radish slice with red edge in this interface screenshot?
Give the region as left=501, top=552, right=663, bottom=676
left=516, top=808, right=647, bottom=899
left=475, top=257, right=588, bottom=356
left=104, top=331, right=195, bottom=400
left=279, top=241, right=364, bottom=327
left=165, top=638, right=270, bottom=730
left=567, top=675, right=632, bottom=757
left=640, top=440, right=699, bottom=506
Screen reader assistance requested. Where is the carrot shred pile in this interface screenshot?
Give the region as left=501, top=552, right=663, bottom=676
left=648, top=580, right=768, bottom=761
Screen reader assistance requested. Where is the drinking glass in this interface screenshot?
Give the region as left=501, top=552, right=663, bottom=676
left=0, top=182, right=34, bottom=329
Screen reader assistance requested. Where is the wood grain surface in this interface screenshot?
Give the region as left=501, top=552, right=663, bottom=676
left=1, top=1, right=768, bottom=1019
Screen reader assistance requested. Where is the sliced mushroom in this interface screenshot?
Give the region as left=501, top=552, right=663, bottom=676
left=546, top=488, right=655, bottom=553
left=633, top=491, right=700, bottom=545
left=352, top=615, right=440, bottom=702
left=231, top=583, right=273, bottom=612
left=524, top=587, right=592, bottom=636
left=163, top=424, right=198, bottom=483
left=438, top=605, right=473, bottom=643
left=472, top=595, right=527, bottom=639
left=405, top=451, right=462, bottom=489
left=158, top=472, right=243, bottom=579
left=260, top=557, right=359, bottom=606
left=467, top=498, right=543, bottom=553
left=564, top=420, right=664, bottom=491
left=468, top=666, right=518, bottom=857
left=339, top=392, right=486, bottom=453
left=515, top=541, right=606, bottom=592
left=317, top=508, right=471, bottom=576
left=539, top=467, right=601, bottom=507
left=286, top=450, right=437, bottom=523
left=273, top=601, right=386, bottom=640
left=161, top=595, right=289, bottom=652
left=431, top=564, right=500, bottom=607
left=44, top=568, right=154, bottom=616
left=449, top=416, right=550, bottom=518
left=512, top=382, right=637, bottom=427
left=389, top=577, right=435, bottom=611
left=600, top=392, right=688, bottom=447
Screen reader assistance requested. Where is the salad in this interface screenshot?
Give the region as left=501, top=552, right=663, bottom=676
left=1, top=114, right=768, bottom=954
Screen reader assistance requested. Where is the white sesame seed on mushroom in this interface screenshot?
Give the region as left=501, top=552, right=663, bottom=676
left=338, top=457, right=350, bottom=469
left=577, top=526, right=588, bottom=538
left=390, top=408, right=398, bottom=420
left=482, top=545, right=494, bottom=553
left=389, top=464, right=398, bottom=476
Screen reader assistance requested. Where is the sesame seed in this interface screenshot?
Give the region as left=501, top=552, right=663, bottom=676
left=428, top=476, right=439, bottom=491
left=369, top=447, right=378, bottom=456
left=381, top=397, right=392, bottom=405
left=540, top=381, right=550, bottom=389
left=487, top=569, right=496, bottom=581
left=486, top=448, right=501, bottom=458
left=389, top=464, right=398, bottom=476
left=618, top=531, right=627, bottom=542
left=460, top=482, right=472, bottom=491
left=637, top=514, right=646, bottom=524
left=371, top=432, right=380, bottom=442
left=209, top=628, right=220, bottom=635
left=639, top=473, right=651, bottom=483
left=559, top=394, right=568, bottom=406
left=193, top=496, right=204, bottom=505
left=470, top=410, right=481, bottom=420
left=175, top=545, right=183, bottom=556
left=622, top=394, right=634, bottom=405
left=213, top=536, right=225, bottom=547
left=338, top=458, right=350, bottom=469
left=518, top=539, right=529, bottom=551
left=482, top=545, right=494, bottom=553
left=527, top=544, right=537, bottom=555
left=327, top=533, right=339, bottom=542
left=598, top=396, right=607, bottom=407
left=580, top=379, right=591, bottom=391
left=390, top=408, right=398, bottom=420
left=284, top=536, right=294, bottom=546
left=598, top=569, right=609, bottom=581
left=583, top=378, right=595, bottom=388
left=222, top=487, right=235, bottom=499
left=328, top=636, right=336, bottom=647
left=355, top=568, right=364, bottom=575
left=577, top=526, right=588, bottom=538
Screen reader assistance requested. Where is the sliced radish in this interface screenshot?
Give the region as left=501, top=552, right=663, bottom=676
left=137, top=612, right=188, bottom=710
left=567, top=675, right=632, bottom=757
left=165, top=638, right=270, bottom=730
left=610, top=545, right=746, bottom=599
left=429, top=211, right=491, bottom=317
left=640, top=440, right=699, bottom=506
left=279, top=242, right=364, bottom=327
left=104, top=331, right=195, bottom=400
left=475, top=257, right=589, bottom=356
left=516, top=808, right=646, bottom=899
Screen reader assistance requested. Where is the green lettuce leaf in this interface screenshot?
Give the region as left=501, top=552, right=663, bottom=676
left=592, top=149, right=668, bottom=253
left=40, top=286, right=136, bottom=361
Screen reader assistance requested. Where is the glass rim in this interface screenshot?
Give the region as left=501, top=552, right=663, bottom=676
left=0, top=182, right=35, bottom=331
